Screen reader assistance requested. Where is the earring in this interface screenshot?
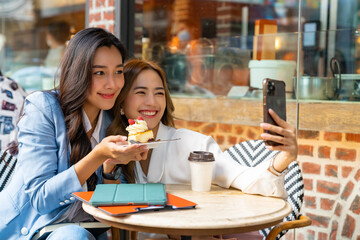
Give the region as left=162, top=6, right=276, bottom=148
left=120, top=108, right=125, bottom=115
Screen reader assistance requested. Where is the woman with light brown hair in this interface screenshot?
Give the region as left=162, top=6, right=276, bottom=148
left=108, top=59, right=298, bottom=239
left=109, top=58, right=297, bottom=191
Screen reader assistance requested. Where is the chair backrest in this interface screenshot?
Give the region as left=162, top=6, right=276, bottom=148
left=0, top=149, right=17, bottom=191
left=0, top=75, right=27, bottom=150
left=225, top=140, right=304, bottom=240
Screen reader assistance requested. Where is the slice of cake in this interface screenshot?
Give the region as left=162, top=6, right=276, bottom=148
left=126, top=116, right=154, bottom=143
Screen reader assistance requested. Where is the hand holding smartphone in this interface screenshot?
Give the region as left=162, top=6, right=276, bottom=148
left=263, top=79, right=286, bottom=146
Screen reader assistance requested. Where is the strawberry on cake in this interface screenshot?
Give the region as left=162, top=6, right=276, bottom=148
left=126, top=116, right=154, bottom=143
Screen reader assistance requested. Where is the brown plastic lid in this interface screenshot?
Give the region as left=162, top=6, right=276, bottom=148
left=188, top=151, right=215, bottom=162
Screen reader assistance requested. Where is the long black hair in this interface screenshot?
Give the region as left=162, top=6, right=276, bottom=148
left=58, top=28, right=127, bottom=190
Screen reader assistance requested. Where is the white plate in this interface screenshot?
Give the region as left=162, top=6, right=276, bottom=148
left=132, top=138, right=181, bottom=149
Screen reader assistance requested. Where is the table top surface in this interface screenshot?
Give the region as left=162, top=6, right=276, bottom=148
left=82, top=184, right=292, bottom=236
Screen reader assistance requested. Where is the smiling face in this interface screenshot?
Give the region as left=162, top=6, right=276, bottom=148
left=83, top=45, right=124, bottom=121
left=122, top=69, right=166, bottom=136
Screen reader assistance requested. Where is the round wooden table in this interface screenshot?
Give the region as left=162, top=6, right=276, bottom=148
left=82, top=184, right=291, bottom=237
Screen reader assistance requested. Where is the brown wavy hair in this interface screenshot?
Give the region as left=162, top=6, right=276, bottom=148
left=58, top=28, right=127, bottom=190
left=107, top=59, right=175, bottom=183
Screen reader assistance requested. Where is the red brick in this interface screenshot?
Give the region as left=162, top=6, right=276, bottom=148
left=304, top=196, right=316, bottom=208
left=318, top=232, right=328, bottom=240
left=298, top=130, right=319, bottom=139
left=283, top=231, right=293, bottom=239
left=307, top=229, right=316, bottom=237
left=234, top=125, right=244, bottom=135
left=246, top=127, right=260, bottom=139
left=330, top=221, right=338, bottom=240
left=89, top=13, right=101, bottom=22
left=324, top=132, right=342, bottom=141
left=325, top=164, right=338, bottom=177
left=320, top=198, right=335, bottom=210
left=107, top=0, right=114, bottom=7
left=94, top=0, right=102, bottom=8
left=318, top=146, right=331, bottom=158
left=188, top=121, right=204, bottom=129
left=201, top=123, right=217, bottom=135
left=303, top=178, right=313, bottom=190
left=357, top=236, right=360, bottom=240
left=341, top=214, right=355, bottom=238
left=219, top=124, right=232, bottom=133
left=302, top=162, right=321, bottom=174
left=103, top=11, right=114, bottom=21
left=135, top=3, right=142, bottom=12
left=346, top=133, right=360, bottom=142
left=298, top=145, right=314, bottom=156
left=350, top=195, right=360, bottom=214
left=306, top=213, right=329, bottom=227
left=317, top=180, right=340, bottom=195
left=295, top=232, right=305, bottom=240
left=341, top=181, right=355, bottom=200
left=335, top=203, right=342, bottom=216
left=355, top=169, right=360, bottom=181
left=215, top=135, right=225, bottom=145
left=342, top=166, right=353, bottom=178
left=174, top=119, right=186, bottom=128
left=238, top=137, right=246, bottom=144
left=335, top=148, right=356, bottom=161
left=227, top=136, right=237, bottom=146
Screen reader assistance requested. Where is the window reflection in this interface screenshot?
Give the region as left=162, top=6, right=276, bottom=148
left=136, top=0, right=300, bottom=98
left=0, top=0, right=85, bottom=92
left=135, top=0, right=360, bottom=101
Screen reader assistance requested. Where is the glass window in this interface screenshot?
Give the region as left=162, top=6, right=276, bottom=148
left=0, top=0, right=85, bottom=92
left=133, top=0, right=300, bottom=98
left=130, top=0, right=360, bottom=101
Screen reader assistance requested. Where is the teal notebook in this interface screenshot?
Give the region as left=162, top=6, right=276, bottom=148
left=89, top=183, right=167, bottom=206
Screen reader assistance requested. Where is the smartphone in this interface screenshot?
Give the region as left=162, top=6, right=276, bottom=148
left=263, top=78, right=286, bottom=146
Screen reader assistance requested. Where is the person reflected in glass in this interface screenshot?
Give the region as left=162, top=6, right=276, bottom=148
left=44, top=21, right=71, bottom=68
left=0, top=28, right=148, bottom=240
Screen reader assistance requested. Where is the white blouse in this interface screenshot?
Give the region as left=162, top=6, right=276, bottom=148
left=135, top=122, right=287, bottom=199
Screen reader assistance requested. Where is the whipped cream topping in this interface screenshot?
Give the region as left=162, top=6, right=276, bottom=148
left=126, top=119, right=149, bottom=135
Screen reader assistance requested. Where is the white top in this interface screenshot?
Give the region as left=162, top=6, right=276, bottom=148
left=134, top=122, right=288, bottom=239
left=135, top=122, right=287, bottom=199
left=82, top=109, right=103, bottom=149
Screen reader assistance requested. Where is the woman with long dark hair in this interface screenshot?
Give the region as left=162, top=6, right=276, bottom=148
left=0, top=28, right=148, bottom=240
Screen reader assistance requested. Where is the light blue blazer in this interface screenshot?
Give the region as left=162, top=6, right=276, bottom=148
left=0, top=91, right=112, bottom=239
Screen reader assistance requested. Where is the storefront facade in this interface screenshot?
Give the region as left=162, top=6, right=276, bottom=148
left=1, top=0, right=360, bottom=239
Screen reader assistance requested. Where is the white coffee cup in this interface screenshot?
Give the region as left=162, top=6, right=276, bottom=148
left=188, top=151, right=215, bottom=192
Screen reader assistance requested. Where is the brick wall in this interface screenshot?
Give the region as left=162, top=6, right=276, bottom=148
left=216, top=1, right=242, bottom=45
left=175, top=119, right=360, bottom=240
left=88, top=1, right=360, bottom=239
left=88, top=0, right=115, bottom=32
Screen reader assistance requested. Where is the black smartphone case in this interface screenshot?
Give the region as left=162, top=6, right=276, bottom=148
left=263, top=79, right=286, bottom=146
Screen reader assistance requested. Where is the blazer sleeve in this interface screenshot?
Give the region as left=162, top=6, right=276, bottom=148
left=17, top=92, right=83, bottom=215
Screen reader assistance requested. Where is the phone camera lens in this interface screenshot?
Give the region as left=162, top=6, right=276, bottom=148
left=267, top=82, right=275, bottom=92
